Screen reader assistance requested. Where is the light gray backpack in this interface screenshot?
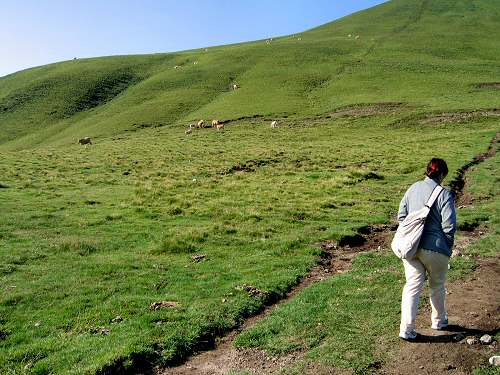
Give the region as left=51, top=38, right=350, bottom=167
left=391, top=185, right=444, bottom=259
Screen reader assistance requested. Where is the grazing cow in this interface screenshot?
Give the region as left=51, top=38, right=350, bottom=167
left=297, top=37, right=302, bottom=41
left=270, top=121, right=278, bottom=129
left=185, top=124, right=194, bottom=134
left=78, top=137, right=92, bottom=145
left=174, top=65, right=181, bottom=69
left=197, top=120, right=205, bottom=128
left=355, top=35, right=360, bottom=40
left=232, top=84, right=240, bottom=90
left=211, top=119, right=220, bottom=127
left=215, top=123, right=224, bottom=131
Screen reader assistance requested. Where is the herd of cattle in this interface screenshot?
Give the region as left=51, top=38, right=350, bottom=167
left=78, top=119, right=279, bottom=145
left=185, top=119, right=224, bottom=134
left=185, top=119, right=278, bottom=135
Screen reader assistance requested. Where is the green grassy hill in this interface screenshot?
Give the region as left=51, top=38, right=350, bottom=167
left=1, top=0, right=499, bottom=149
left=0, top=0, right=499, bottom=374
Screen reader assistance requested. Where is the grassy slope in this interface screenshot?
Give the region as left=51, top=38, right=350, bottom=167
left=0, top=0, right=499, bottom=374
left=1, top=0, right=499, bottom=149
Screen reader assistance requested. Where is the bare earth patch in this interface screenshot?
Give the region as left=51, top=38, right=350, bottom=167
left=327, top=102, right=406, bottom=119
left=419, top=109, right=500, bottom=126
left=380, top=257, right=499, bottom=375
left=475, top=83, right=500, bottom=89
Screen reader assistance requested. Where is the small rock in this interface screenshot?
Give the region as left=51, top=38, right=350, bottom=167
left=191, top=254, right=207, bottom=262
left=221, top=298, right=227, bottom=303
left=236, top=284, right=268, bottom=298
left=453, top=333, right=465, bottom=342
left=111, top=316, right=123, bottom=324
left=446, top=364, right=457, bottom=370
left=466, top=337, right=479, bottom=345
left=89, top=327, right=110, bottom=335
left=419, top=365, right=424, bottom=369
left=489, top=356, right=500, bottom=366
left=480, top=334, right=493, bottom=345
left=34, top=322, right=41, bottom=327
left=452, top=249, right=462, bottom=257
left=150, top=301, right=180, bottom=310
left=322, top=241, right=337, bottom=250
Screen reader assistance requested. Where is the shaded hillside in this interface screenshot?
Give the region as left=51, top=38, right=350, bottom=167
left=1, top=0, right=500, bottom=149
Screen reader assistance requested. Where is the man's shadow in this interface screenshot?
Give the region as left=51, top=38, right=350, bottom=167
left=412, top=324, right=499, bottom=343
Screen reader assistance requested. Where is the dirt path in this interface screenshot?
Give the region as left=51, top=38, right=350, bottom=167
left=380, top=256, right=499, bottom=375
left=450, top=132, right=499, bottom=205
left=155, top=134, right=499, bottom=375
left=158, top=231, right=498, bottom=375
left=157, top=226, right=393, bottom=375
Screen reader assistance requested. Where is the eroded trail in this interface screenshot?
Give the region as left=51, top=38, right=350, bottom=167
left=450, top=132, right=499, bottom=206
left=156, top=134, right=499, bottom=375
left=158, top=225, right=394, bottom=375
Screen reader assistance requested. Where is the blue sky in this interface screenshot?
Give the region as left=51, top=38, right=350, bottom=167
left=0, top=0, right=387, bottom=77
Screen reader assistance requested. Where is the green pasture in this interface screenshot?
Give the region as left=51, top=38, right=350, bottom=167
left=1, top=116, right=498, bottom=374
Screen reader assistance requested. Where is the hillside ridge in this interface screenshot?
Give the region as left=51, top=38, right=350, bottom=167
left=1, top=0, right=500, bottom=149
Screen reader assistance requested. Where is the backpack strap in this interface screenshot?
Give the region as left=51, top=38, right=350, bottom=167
left=425, top=185, right=444, bottom=209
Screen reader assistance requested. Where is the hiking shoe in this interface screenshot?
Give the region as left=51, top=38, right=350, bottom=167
left=399, top=330, right=418, bottom=341
left=431, top=319, right=448, bottom=330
